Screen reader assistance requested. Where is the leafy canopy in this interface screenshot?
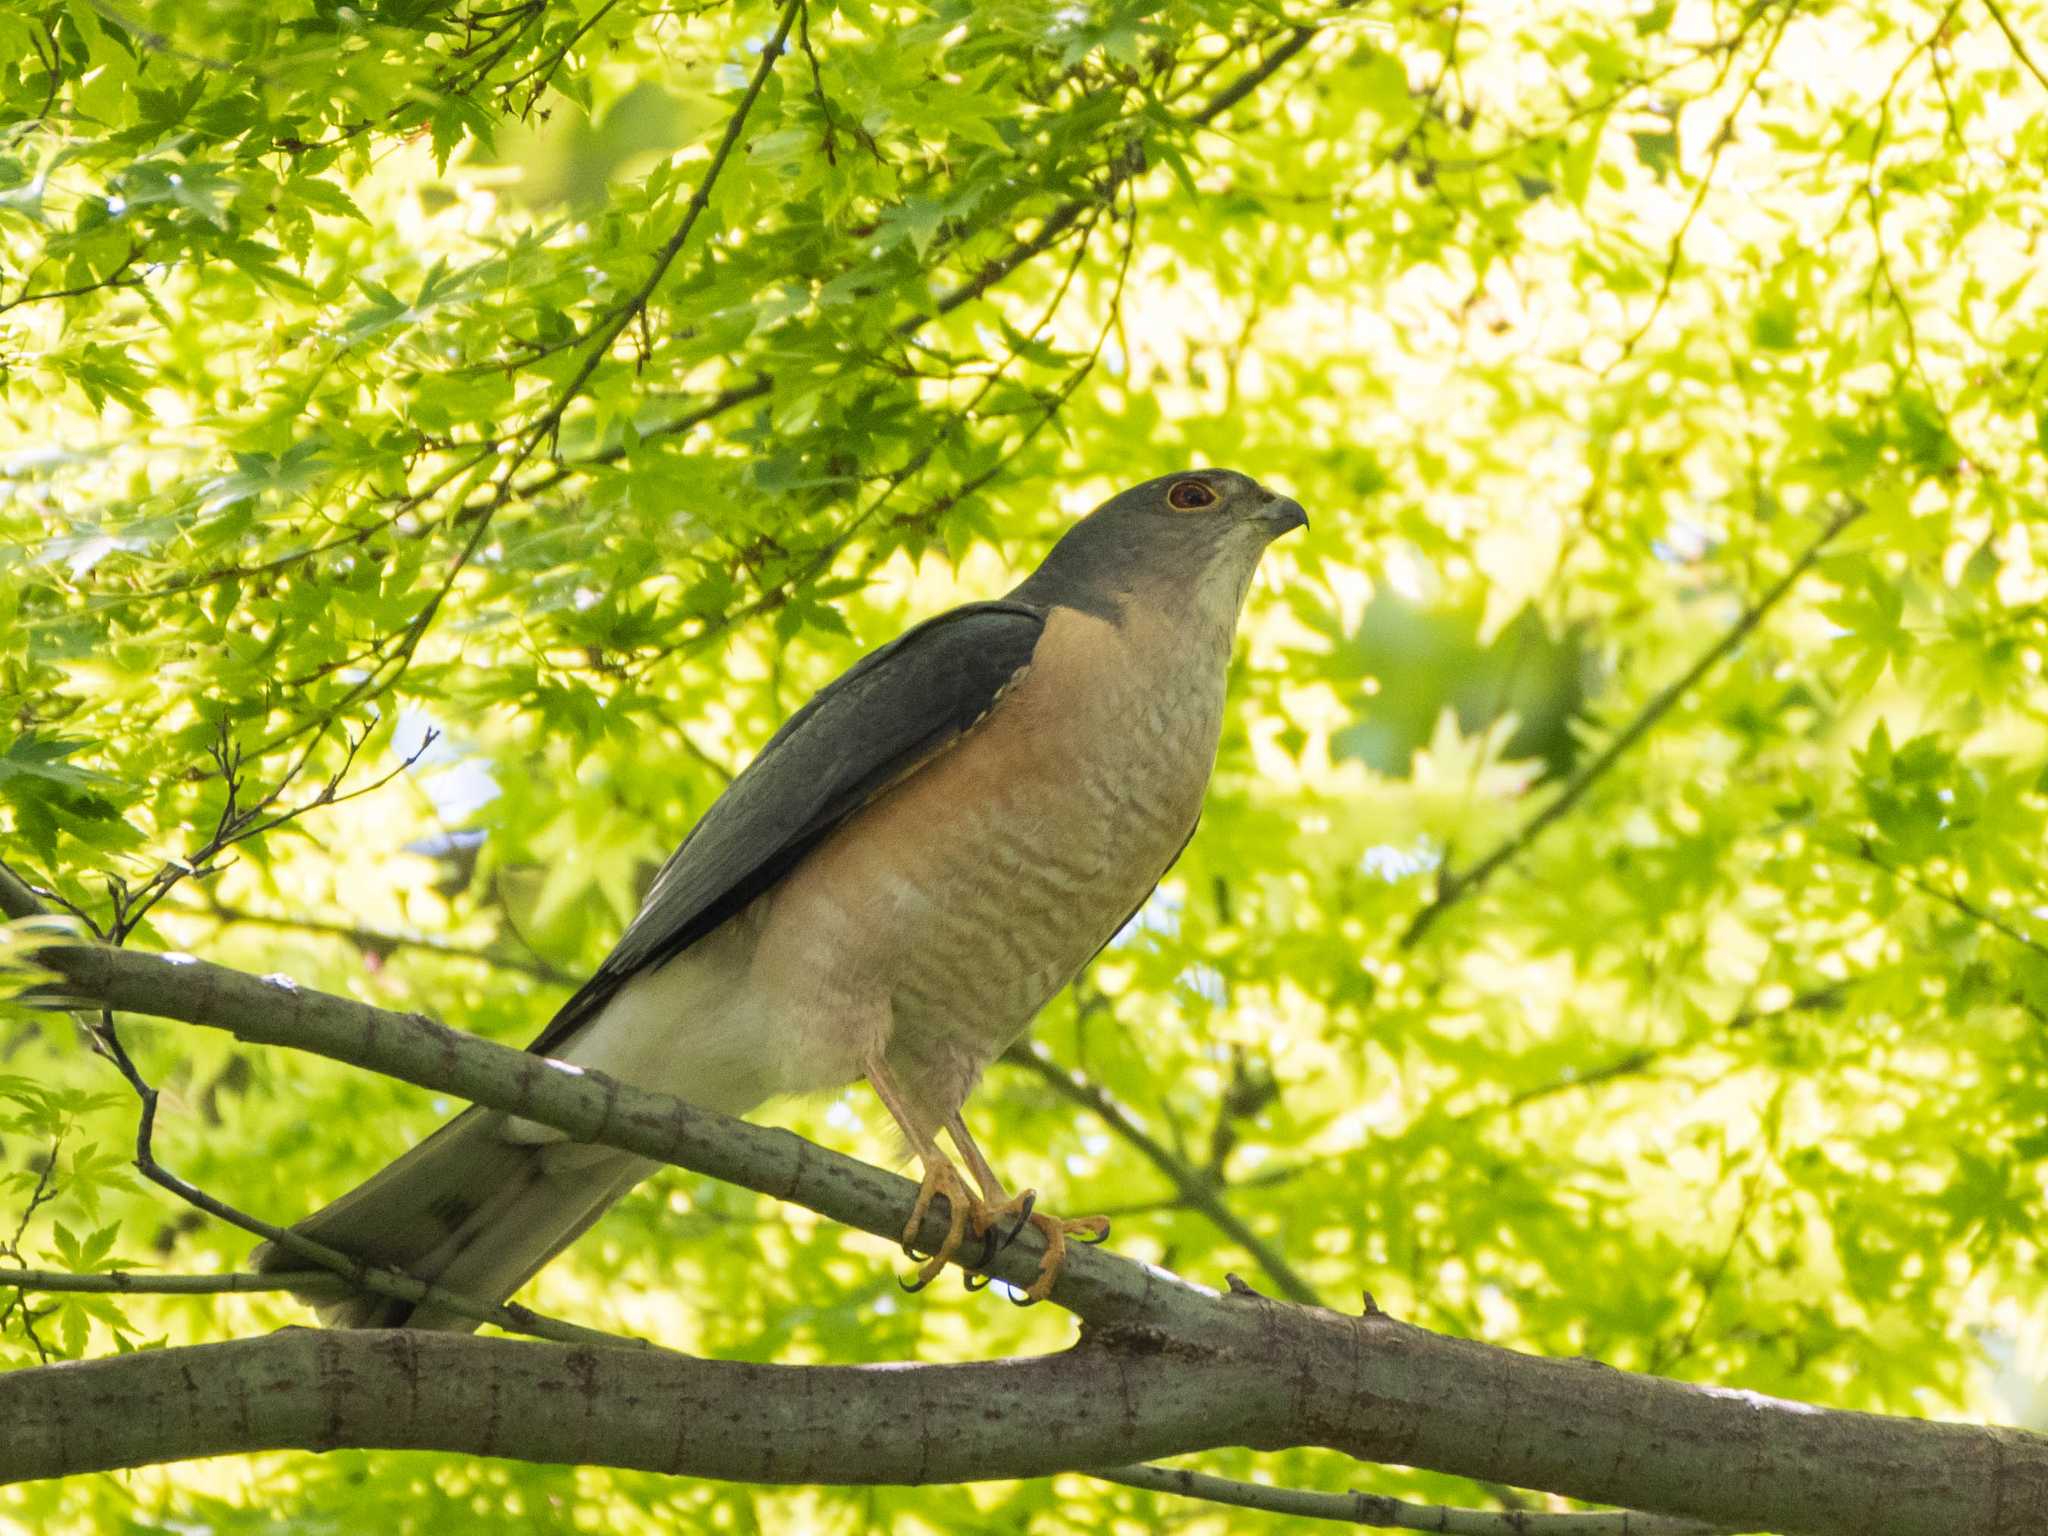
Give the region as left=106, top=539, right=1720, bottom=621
left=5, top=0, right=2048, bottom=1526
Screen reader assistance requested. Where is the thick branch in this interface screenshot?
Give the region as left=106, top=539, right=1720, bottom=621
left=6, top=1329, right=1272, bottom=1486
left=3, top=1304, right=2042, bottom=1534
left=8, top=940, right=2048, bottom=1533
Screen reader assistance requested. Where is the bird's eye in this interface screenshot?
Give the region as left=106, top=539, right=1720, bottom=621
left=1167, top=480, right=1217, bottom=511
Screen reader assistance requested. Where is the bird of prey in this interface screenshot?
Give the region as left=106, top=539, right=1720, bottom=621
left=258, top=468, right=1306, bottom=1327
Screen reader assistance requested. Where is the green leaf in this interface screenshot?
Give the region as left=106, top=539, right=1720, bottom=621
left=877, top=196, right=944, bottom=256
left=1628, top=129, right=1677, bottom=179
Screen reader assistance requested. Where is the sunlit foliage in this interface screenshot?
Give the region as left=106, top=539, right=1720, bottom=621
left=5, top=0, right=2048, bottom=1525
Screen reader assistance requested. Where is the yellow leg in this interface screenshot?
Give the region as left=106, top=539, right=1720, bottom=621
left=946, top=1111, right=1012, bottom=1204
left=862, top=1060, right=1112, bottom=1302
left=865, top=1057, right=976, bottom=1290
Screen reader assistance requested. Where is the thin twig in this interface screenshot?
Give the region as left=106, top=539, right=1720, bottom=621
left=1, top=1267, right=350, bottom=1298
left=85, top=1012, right=648, bottom=1350
left=107, top=448, right=488, bottom=604
left=1615, top=0, right=1797, bottom=362
left=1650, top=1138, right=1773, bottom=1375
left=0, top=1131, right=66, bottom=1359
left=1982, top=0, right=2048, bottom=93
left=1850, top=1, right=1962, bottom=403
left=502, top=0, right=622, bottom=115
left=111, top=725, right=438, bottom=944
left=919, top=21, right=1319, bottom=326
left=1858, top=842, right=2048, bottom=962
left=1190, top=23, right=1322, bottom=125
left=0, top=245, right=145, bottom=317
left=194, top=899, right=575, bottom=985
left=1402, top=499, right=1867, bottom=947
left=1083, top=1162, right=1311, bottom=1220
left=796, top=0, right=842, bottom=165
left=453, top=0, right=800, bottom=377
left=1091, top=1462, right=1736, bottom=1535
left=1003, top=1040, right=1323, bottom=1307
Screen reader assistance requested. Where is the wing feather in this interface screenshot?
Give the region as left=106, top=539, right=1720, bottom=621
left=527, top=599, right=1046, bottom=1056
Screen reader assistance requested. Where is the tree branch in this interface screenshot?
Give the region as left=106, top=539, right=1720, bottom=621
left=1089, top=1462, right=1735, bottom=1535
left=23, top=941, right=1170, bottom=1327
left=191, top=899, right=575, bottom=985
left=1856, top=841, right=2048, bottom=961
left=0, top=860, right=46, bottom=922
left=1402, top=500, right=1866, bottom=947
left=1002, top=1039, right=1323, bottom=1307
left=1982, top=0, right=2048, bottom=95
left=1, top=1304, right=2037, bottom=1534
left=5, top=939, right=2046, bottom=1532
left=86, top=1001, right=643, bottom=1352
left=3, top=1267, right=349, bottom=1299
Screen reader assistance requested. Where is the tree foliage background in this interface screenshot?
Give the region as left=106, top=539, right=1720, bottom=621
left=4, top=0, right=2048, bottom=1527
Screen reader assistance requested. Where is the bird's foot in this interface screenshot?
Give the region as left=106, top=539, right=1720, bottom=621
left=900, top=1167, right=1109, bottom=1301
left=965, top=1189, right=1110, bottom=1304
left=899, top=1158, right=976, bottom=1293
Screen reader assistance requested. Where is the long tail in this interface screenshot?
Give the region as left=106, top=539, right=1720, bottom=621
left=252, top=1107, right=655, bottom=1331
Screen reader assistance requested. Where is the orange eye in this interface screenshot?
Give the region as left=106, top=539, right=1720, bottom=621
left=1167, top=479, right=1217, bottom=510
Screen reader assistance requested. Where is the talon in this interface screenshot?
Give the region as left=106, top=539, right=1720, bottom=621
left=892, top=1148, right=1107, bottom=1307
left=898, top=1158, right=972, bottom=1290
left=900, top=1194, right=934, bottom=1262
left=1017, top=1211, right=1111, bottom=1303
left=964, top=1187, right=1041, bottom=1280
left=998, top=1189, right=1038, bottom=1252
left=971, top=1223, right=1004, bottom=1272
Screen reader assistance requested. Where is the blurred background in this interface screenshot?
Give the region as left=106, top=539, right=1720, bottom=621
left=4, top=0, right=2048, bottom=1527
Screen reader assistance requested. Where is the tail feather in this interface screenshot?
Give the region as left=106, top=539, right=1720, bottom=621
left=261, top=941, right=773, bottom=1329
left=254, top=1106, right=655, bottom=1331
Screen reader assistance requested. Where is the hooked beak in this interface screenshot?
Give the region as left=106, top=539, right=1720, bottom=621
left=1258, top=495, right=1309, bottom=537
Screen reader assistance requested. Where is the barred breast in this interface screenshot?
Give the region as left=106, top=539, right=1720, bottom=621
left=748, top=599, right=1231, bottom=1136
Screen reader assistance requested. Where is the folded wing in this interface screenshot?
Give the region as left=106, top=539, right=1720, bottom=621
left=528, top=598, right=1047, bottom=1056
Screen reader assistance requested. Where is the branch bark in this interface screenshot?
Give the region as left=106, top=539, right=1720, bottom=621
left=7, top=939, right=2048, bottom=1534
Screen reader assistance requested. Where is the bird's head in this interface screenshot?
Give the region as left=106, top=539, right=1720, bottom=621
left=1089, top=467, right=1310, bottom=543
left=1011, top=467, right=1307, bottom=625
